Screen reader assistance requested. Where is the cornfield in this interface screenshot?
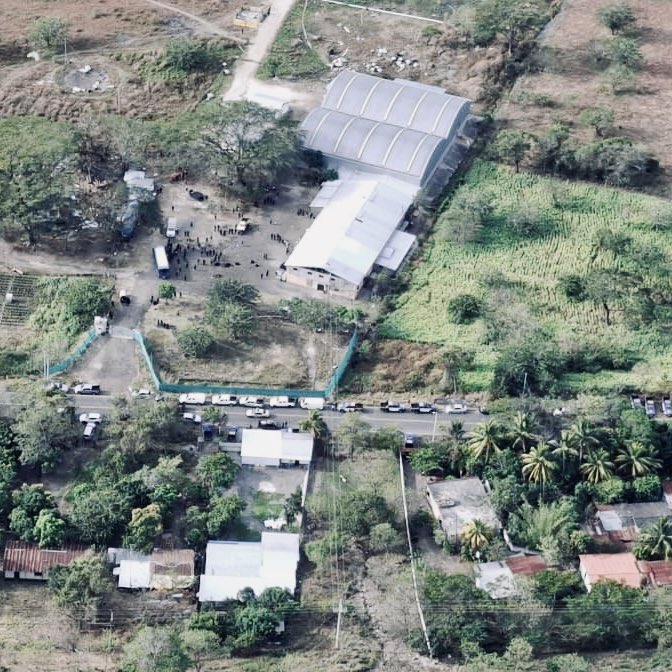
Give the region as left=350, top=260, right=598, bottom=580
left=380, top=161, right=672, bottom=392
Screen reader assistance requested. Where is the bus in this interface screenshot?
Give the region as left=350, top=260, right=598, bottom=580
left=153, top=246, right=170, bottom=279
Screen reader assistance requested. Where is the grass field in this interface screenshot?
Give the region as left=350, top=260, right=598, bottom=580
left=380, top=161, right=672, bottom=393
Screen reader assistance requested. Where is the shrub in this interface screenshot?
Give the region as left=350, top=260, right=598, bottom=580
left=608, top=36, right=643, bottom=70
left=558, top=275, right=587, bottom=302
left=176, top=327, right=214, bottom=358
left=448, top=294, right=482, bottom=324
left=29, top=17, right=68, bottom=53
left=593, top=478, right=626, bottom=504
left=598, top=3, right=636, bottom=34
left=631, top=474, right=661, bottom=502
left=158, top=282, right=176, bottom=299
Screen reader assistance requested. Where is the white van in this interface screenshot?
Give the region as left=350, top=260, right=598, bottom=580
left=179, top=393, right=207, bottom=405
left=269, top=396, right=296, bottom=408
left=299, top=397, right=325, bottom=410
left=212, top=394, right=238, bottom=406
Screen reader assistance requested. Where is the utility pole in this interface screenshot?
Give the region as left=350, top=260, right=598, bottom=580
left=431, top=409, right=438, bottom=442
left=334, top=597, right=343, bottom=648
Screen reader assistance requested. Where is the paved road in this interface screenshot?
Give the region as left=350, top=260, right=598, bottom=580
left=0, top=389, right=484, bottom=438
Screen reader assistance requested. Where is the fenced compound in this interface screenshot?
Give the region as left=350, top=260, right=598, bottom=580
left=47, top=328, right=98, bottom=377
left=134, top=329, right=359, bottom=399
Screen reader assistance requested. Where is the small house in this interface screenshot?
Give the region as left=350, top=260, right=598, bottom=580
left=475, top=555, right=547, bottom=599
left=198, top=532, right=300, bottom=602
left=241, top=429, right=313, bottom=468
left=3, top=540, right=88, bottom=581
left=579, top=553, right=643, bottom=592
left=108, top=548, right=195, bottom=591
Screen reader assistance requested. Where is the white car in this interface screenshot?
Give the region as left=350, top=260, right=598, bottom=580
left=79, top=412, right=102, bottom=425
left=446, top=401, right=468, bottom=414
left=239, top=396, right=265, bottom=408
left=179, top=393, right=207, bottom=405
left=212, top=394, right=239, bottom=406
left=166, top=217, right=178, bottom=238
left=132, top=388, right=152, bottom=398
left=83, top=422, right=98, bottom=440
left=246, top=408, right=271, bottom=418
left=183, top=412, right=202, bottom=424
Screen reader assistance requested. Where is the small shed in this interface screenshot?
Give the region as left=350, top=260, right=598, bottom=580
left=241, top=429, right=313, bottom=468
left=108, top=548, right=195, bottom=591
left=3, top=540, right=88, bottom=581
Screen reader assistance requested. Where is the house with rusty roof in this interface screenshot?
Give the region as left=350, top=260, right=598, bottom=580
left=107, top=548, right=195, bottom=591
left=590, top=501, right=672, bottom=548
left=3, top=540, right=88, bottom=581
left=474, top=555, right=548, bottom=599
left=638, top=559, right=672, bottom=588
left=579, top=553, right=643, bottom=592
left=426, top=477, right=500, bottom=543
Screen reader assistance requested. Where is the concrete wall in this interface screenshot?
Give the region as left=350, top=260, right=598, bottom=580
left=284, top=267, right=359, bottom=300
left=4, top=570, right=46, bottom=581
left=241, top=456, right=281, bottom=468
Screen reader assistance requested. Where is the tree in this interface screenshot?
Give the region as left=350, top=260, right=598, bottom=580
left=69, top=483, right=132, bottom=547
left=13, top=399, right=78, bottom=472
left=340, top=491, right=394, bottom=537
left=598, top=3, right=636, bottom=33
left=580, top=448, right=615, bottom=484
left=124, top=503, right=163, bottom=553
left=409, top=443, right=448, bottom=476
left=492, top=130, right=531, bottom=172
left=207, top=279, right=259, bottom=306
left=448, top=294, right=482, bottom=324
left=197, top=453, right=239, bottom=493
left=9, top=484, right=58, bottom=543
left=164, top=38, right=223, bottom=74
left=34, top=509, right=66, bottom=548
left=580, top=106, right=616, bottom=138
left=123, top=626, right=190, bottom=672
left=284, top=487, right=302, bottom=524
left=522, top=442, right=557, bottom=490
left=551, top=433, right=579, bottom=475
left=508, top=499, right=578, bottom=550
left=0, top=118, right=76, bottom=244
left=206, top=495, right=246, bottom=537
left=158, top=282, right=176, bottom=299
left=438, top=188, right=492, bottom=244
left=634, top=516, right=672, bottom=560
left=335, top=413, right=371, bottom=456
left=468, top=421, right=504, bottom=465
left=462, top=519, right=491, bottom=556
left=48, top=553, right=111, bottom=611
left=29, top=17, right=69, bottom=53
left=201, top=102, right=300, bottom=190
left=564, top=418, right=599, bottom=463
left=472, top=0, right=549, bottom=55
left=299, top=410, right=328, bottom=442
left=615, top=441, right=661, bottom=478
left=369, top=427, right=404, bottom=453
left=231, top=603, right=279, bottom=651
left=369, top=522, right=404, bottom=554
left=176, top=327, right=214, bottom=358
left=179, top=629, right=221, bottom=672
left=209, top=301, right=256, bottom=341
left=608, top=36, right=643, bottom=70
left=509, top=411, right=537, bottom=452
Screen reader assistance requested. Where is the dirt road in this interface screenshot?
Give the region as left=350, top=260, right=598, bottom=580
left=140, top=0, right=242, bottom=39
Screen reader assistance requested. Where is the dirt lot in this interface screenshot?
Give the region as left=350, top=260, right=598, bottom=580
left=496, top=0, right=672, bottom=196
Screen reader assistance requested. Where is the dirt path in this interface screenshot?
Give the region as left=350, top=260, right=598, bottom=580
left=140, top=0, right=241, bottom=39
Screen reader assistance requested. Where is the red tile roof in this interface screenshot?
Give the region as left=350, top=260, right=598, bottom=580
left=640, top=560, right=672, bottom=587
left=506, top=555, right=547, bottom=576
left=3, top=540, right=88, bottom=574
left=579, top=553, right=642, bottom=589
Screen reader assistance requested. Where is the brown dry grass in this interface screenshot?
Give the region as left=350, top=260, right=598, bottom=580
left=496, top=0, right=672, bottom=196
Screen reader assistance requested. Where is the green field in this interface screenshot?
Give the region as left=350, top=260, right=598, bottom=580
left=380, top=162, right=672, bottom=393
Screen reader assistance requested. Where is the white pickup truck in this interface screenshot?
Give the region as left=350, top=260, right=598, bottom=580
left=269, top=396, right=296, bottom=408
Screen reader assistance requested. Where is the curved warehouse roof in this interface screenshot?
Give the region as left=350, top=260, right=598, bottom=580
left=301, top=70, right=470, bottom=184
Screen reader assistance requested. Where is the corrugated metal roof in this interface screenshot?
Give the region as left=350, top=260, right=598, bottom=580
left=506, top=555, right=547, bottom=576
left=150, top=549, right=195, bottom=577
left=641, top=560, right=672, bottom=586
left=579, top=553, right=642, bottom=589
left=3, top=540, right=88, bottom=574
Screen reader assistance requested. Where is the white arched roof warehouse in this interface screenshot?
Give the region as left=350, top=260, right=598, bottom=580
left=301, top=70, right=471, bottom=187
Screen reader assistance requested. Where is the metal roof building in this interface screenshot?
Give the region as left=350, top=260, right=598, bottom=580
left=241, top=428, right=313, bottom=468
left=198, top=532, right=300, bottom=602
left=107, top=548, right=195, bottom=591
left=3, top=540, right=88, bottom=581
left=301, top=70, right=471, bottom=187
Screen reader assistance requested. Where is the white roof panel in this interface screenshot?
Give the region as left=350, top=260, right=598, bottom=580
left=241, top=429, right=313, bottom=463
left=374, top=230, right=416, bottom=271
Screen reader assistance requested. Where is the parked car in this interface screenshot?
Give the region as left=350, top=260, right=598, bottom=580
left=212, top=394, right=239, bottom=406
left=179, top=393, right=207, bottom=405
left=403, top=433, right=417, bottom=450
left=166, top=217, right=178, bottom=238
left=631, top=394, right=644, bottom=410
left=183, top=412, right=202, bottom=424
left=131, top=388, right=152, bottom=398
left=410, top=402, right=435, bottom=414
left=446, top=400, right=468, bottom=414
left=226, top=426, right=239, bottom=442
left=246, top=408, right=271, bottom=418
left=299, top=397, right=325, bottom=410
left=645, top=396, right=657, bottom=418
left=45, top=381, right=69, bottom=394
left=188, top=189, right=207, bottom=202
left=478, top=405, right=490, bottom=415
left=663, top=396, right=672, bottom=417
left=380, top=401, right=405, bottom=413
left=259, top=420, right=281, bottom=429
left=269, top=396, right=296, bottom=408
left=74, top=384, right=101, bottom=395
left=337, top=402, right=364, bottom=413
left=239, top=396, right=265, bottom=408
left=82, top=422, right=98, bottom=440
left=119, top=289, right=131, bottom=305
left=79, top=412, right=102, bottom=425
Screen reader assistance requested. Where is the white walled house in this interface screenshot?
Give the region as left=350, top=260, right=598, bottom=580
left=241, top=429, right=313, bottom=468
left=3, top=540, right=88, bottom=581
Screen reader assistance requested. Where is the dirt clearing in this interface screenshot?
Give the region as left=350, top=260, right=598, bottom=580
left=496, top=0, right=672, bottom=196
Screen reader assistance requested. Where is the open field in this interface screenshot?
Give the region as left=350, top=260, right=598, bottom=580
left=496, top=0, right=672, bottom=197
left=380, top=161, right=672, bottom=394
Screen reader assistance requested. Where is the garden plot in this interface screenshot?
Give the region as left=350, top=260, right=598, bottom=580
left=0, top=274, right=38, bottom=327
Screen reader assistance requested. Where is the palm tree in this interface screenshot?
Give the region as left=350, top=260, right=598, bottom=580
left=615, top=441, right=662, bottom=478
left=565, top=418, right=599, bottom=463
left=449, top=421, right=465, bottom=442
left=634, top=517, right=672, bottom=560
left=509, top=411, right=537, bottom=452
left=299, top=410, right=328, bottom=442
left=550, top=431, right=578, bottom=475
left=461, top=519, right=491, bottom=556
left=522, top=441, right=557, bottom=491
left=468, top=420, right=503, bottom=465
left=580, top=448, right=615, bottom=484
